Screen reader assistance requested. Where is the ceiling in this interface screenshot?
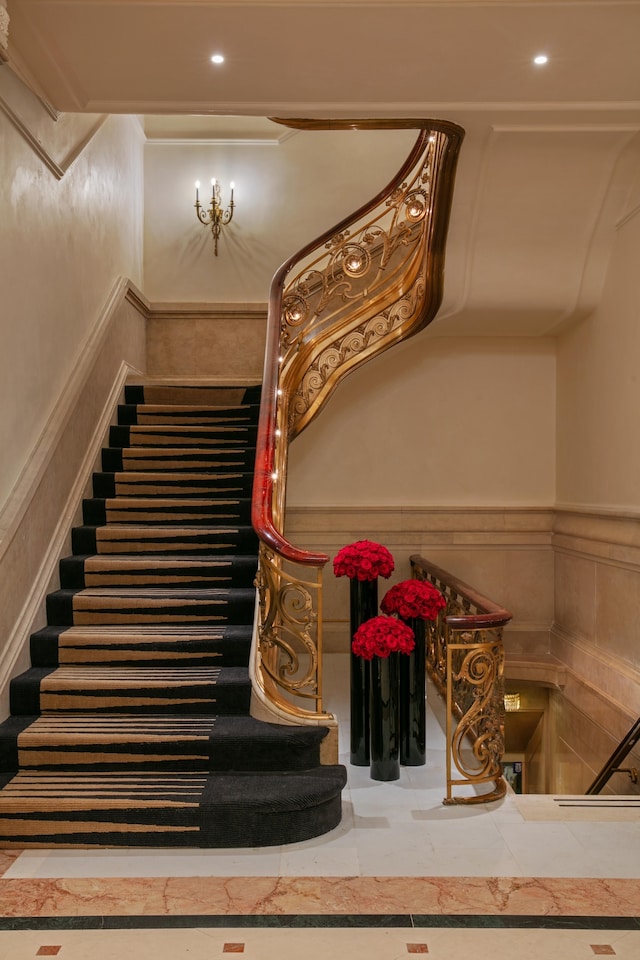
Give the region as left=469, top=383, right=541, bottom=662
left=5, top=0, right=640, bottom=334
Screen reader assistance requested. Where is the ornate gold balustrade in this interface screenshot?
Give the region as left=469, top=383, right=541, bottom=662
left=410, top=554, right=511, bottom=804
left=250, top=120, right=464, bottom=740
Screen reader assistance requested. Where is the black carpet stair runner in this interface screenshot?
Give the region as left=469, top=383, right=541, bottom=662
left=0, top=384, right=346, bottom=847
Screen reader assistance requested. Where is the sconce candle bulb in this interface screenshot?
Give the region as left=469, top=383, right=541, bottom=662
left=194, top=176, right=236, bottom=256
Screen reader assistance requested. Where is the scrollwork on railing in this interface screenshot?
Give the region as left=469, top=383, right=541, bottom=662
left=277, top=122, right=463, bottom=440
left=411, top=554, right=511, bottom=804
left=254, top=543, right=328, bottom=714
left=251, top=119, right=463, bottom=729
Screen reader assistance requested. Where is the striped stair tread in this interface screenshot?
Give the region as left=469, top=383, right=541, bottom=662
left=124, top=385, right=261, bottom=405
left=59, top=555, right=257, bottom=589
left=82, top=497, right=251, bottom=526
left=102, top=447, right=256, bottom=472
left=10, top=666, right=251, bottom=715
left=110, top=424, right=257, bottom=447
left=92, top=471, right=254, bottom=498
left=0, top=768, right=345, bottom=847
left=46, top=586, right=256, bottom=626
left=118, top=404, right=260, bottom=426
left=72, top=524, right=259, bottom=556
left=0, top=715, right=328, bottom=771
left=0, top=381, right=347, bottom=847
left=30, top=625, right=253, bottom=667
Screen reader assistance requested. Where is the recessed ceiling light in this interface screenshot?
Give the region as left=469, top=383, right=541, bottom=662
left=533, top=54, right=548, bottom=65
left=211, top=54, right=225, bottom=65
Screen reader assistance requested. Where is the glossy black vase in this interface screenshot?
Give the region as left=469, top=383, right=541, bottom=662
left=399, top=617, right=426, bottom=765
left=350, top=578, right=378, bottom=765
left=370, top=652, right=400, bottom=781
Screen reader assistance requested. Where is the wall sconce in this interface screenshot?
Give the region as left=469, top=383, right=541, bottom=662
left=194, top=178, right=235, bottom=256
left=504, top=693, right=521, bottom=712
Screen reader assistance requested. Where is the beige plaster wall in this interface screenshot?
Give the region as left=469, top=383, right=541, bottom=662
left=0, top=289, right=146, bottom=714
left=551, top=161, right=640, bottom=788
left=145, top=303, right=267, bottom=381
left=556, top=169, right=640, bottom=511
left=143, top=127, right=415, bottom=302
left=0, top=71, right=145, bottom=710
left=287, top=335, right=556, bottom=508
left=0, top=74, right=143, bottom=511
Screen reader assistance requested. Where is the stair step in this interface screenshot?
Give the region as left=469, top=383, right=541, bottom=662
left=109, top=425, right=257, bottom=448
left=102, top=447, right=256, bottom=472
left=92, top=471, right=254, bottom=498
left=82, top=497, right=252, bottom=526
left=0, top=767, right=345, bottom=847
left=124, top=384, right=261, bottom=406
left=30, top=625, right=253, bottom=667
left=118, top=403, right=260, bottom=426
left=10, top=666, right=251, bottom=715
left=0, top=381, right=346, bottom=848
left=72, top=524, right=259, bottom=556
left=0, top=715, right=328, bottom=772
left=46, top=586, right=256, bottom=626
left=59, top=555, right=258, bottom=589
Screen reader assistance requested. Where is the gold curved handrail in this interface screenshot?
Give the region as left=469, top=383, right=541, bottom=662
left=251, top=120, right=464, bottom=729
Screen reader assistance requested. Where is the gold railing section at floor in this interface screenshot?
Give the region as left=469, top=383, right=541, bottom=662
left=411, top=555, right=510, bottom=804
left=253, top=119, right=463, bottom=726
left=254, top=543, right=333, bottom=720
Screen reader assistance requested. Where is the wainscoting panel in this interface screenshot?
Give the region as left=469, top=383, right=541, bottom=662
left=551, top=507, right=640, bottom=793
left=284, top=506, right=555, bottom=655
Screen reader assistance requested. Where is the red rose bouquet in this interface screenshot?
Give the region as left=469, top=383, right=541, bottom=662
left=381, top=578, right=446, bottom=621
left=333, top=540, right=394, bottom=581
left=352, top=615, right=415, bottom=660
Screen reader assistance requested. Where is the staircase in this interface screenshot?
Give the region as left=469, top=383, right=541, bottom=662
left=0, top=383, right=346, bottom=847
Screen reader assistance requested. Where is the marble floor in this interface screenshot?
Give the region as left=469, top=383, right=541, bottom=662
left=0, top=655, right=638, bottom=959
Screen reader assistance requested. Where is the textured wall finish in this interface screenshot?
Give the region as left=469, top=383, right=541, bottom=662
left=0, top=80, right=143, bottom=512
left=145, top=303, right=267, bottom=381
left=0, top=285, right=146, bottom=715
left=143, top=128, right=416, bottom=303
left=556, top=144, right=640, bottom=512
left=0, top=1, right=9, bottom=50
left=287, top=335, right=556, bottom=509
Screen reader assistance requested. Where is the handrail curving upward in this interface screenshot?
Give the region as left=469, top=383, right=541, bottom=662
left=251, top=119, right=464, bottom=726
left=253, top=119, right=464, bottom=564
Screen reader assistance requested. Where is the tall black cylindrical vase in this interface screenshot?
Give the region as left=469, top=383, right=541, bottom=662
left=370, top=652, right=400, bottom=781
left=350, top=578, right=378, bottom=765
left=400, top=617, right=426, bottom=766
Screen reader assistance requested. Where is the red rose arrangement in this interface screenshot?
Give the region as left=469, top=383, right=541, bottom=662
left=381, top=578, right=446, bottom=622
left=352, top=615, right=415, bottom=660
left=333, top=540, right=395, bottom=581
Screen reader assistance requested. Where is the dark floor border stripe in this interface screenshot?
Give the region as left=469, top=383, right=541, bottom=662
left=0, top=914, right=639, bottom=931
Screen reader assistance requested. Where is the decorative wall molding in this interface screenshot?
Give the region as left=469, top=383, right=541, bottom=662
left=0, top=278, right=145, bottom=544
left=285, top=504, right=554, bottom=547
left=146, top=301, right=267, bottom=321
left=0, top=62, right=107, bottom=178
left=285, top=504, right=555, bottom=655
left=146, top=138, right=280, bottom=147
left=0, top=1, right=9, bottom=52
left=145, top=301, right=268, bottom=382
left=0, top=278, right=146, bottom=712
left=617, top=200, right=640, bottom=231
left=553, top=505, right=640, bottom=571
